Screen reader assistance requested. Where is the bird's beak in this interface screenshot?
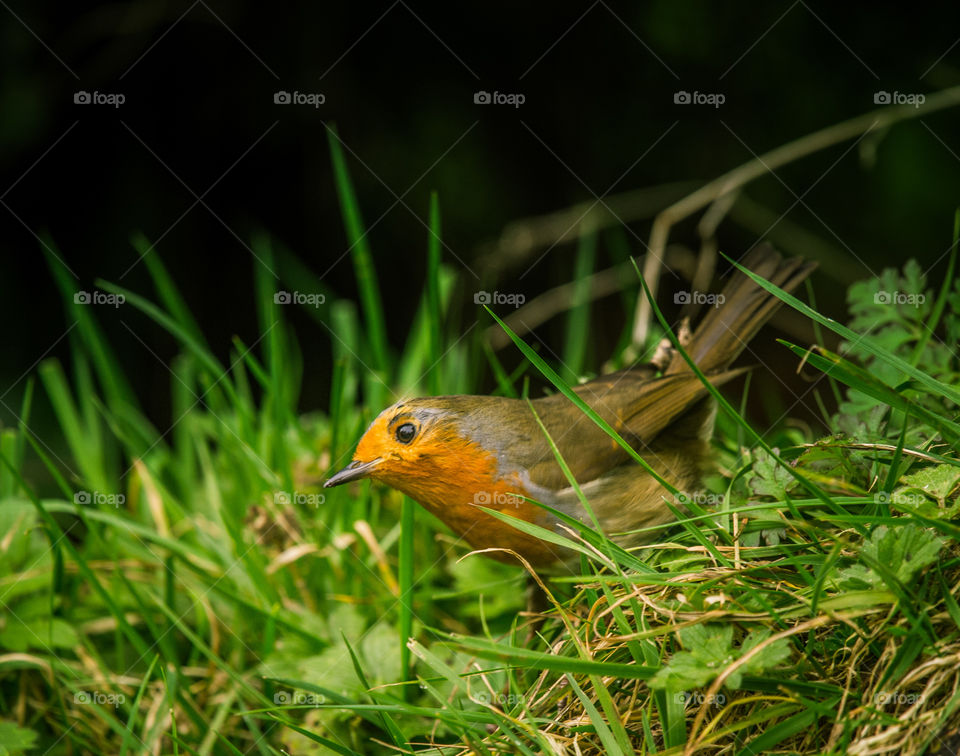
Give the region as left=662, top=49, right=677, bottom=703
left=324, top=458, right=382, bottom=488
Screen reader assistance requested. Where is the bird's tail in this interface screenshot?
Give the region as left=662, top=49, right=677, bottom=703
left=667, top=245, right=816, bottom=375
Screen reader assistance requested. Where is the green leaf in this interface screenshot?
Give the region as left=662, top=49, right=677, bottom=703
left=734, top=628, right=792, bottom=689
left=651, top=623, right=791, bottom=692
left=650, top=649, right=722, bottom=692
left=0, top=720, right=38, bottom=756
left=837, top=524, right=944, bottom=589
left=0, top=501, right=41, bottom=573
left=847, top=260, right=930, bottom=334
left=746, top=448, right=798, bottom=499
left=0, top=612, right=78, bottom=653
left=900, top=464, right=960, bottom=505
left=793, top=438, right=871, bottom=491
left=650, top=624, right=735, bottom=691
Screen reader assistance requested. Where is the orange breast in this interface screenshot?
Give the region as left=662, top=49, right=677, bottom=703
left=390, top=439, right=566, bottom=565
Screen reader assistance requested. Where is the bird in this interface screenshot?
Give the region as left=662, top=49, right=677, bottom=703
left=325, top=247, right=816, bottom=565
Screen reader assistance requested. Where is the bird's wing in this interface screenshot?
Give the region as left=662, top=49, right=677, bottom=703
left=520, top=368, right=745, bottom=491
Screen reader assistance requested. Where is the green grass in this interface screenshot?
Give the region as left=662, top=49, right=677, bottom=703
left=2, top=130, right=960, bottom=755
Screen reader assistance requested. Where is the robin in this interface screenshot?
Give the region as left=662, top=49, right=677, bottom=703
left=325, top=248, right=815, bottom=565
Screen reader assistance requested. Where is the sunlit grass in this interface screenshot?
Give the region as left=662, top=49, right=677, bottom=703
left=1, top=127, right=959, bottom=756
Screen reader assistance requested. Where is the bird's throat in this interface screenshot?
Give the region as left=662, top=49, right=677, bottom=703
left=380, top=442, right=562, bottom=564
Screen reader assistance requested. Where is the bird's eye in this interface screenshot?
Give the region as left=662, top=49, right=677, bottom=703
left=395, top=423, right=417, bottom=444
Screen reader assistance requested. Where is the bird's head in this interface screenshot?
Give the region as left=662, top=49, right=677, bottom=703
left=324, top=398, right=500, bottom=504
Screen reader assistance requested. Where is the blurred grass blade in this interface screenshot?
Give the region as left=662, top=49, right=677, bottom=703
left=426, top=191, right=443, bottom=394
left=41, top=234, right=139, bottom=411
left=133, top=232, right=208, bottom=348
left=562, top=227, right=596, bottom=382
left=95, top=279, right=238, bottom=406
left=911, top=207, right=958, bottom=366
left=326, top=124, right=390, bottom=380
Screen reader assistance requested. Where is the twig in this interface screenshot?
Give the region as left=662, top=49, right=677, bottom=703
left=476, top=181, right=701, bottom=278
left=633, top=84, right=960, bottom=346
left=727, top=193, right=866, bottom=282
left=483, top=247, right=697, bottom=350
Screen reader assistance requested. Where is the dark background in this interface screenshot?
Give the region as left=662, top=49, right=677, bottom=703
left=2, top=1, right=959, bottom=439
